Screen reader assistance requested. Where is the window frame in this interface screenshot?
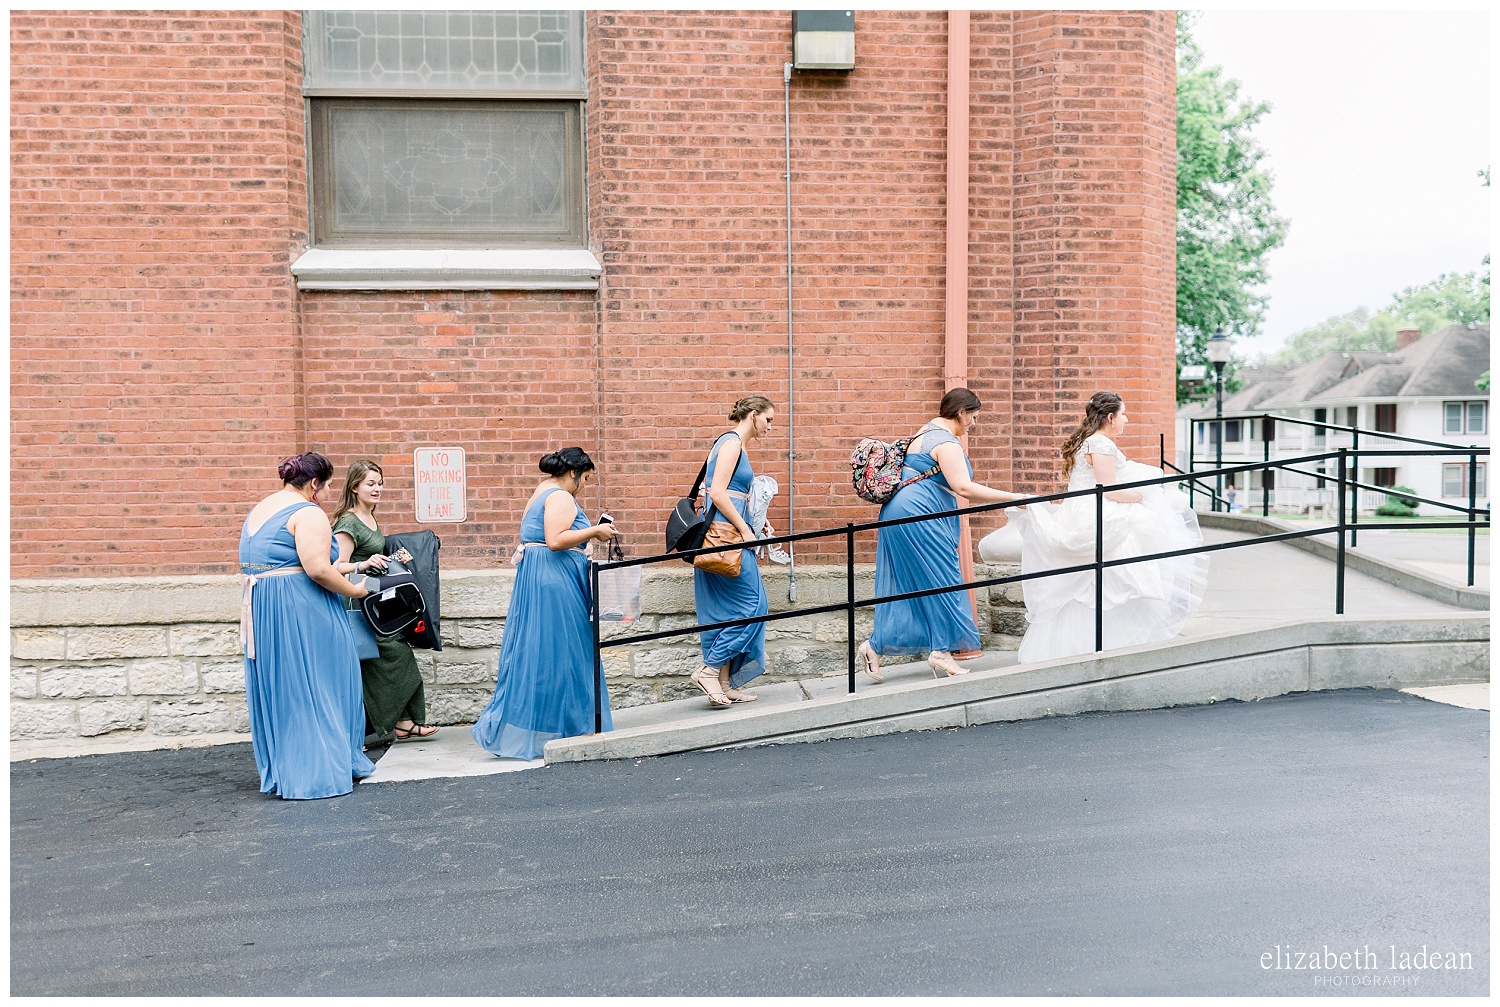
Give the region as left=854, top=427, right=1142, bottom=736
left=1441, top=463, right=1486, bottom=498
left=307, top=96, right=587, bottom=250
left=1442, top=464, right=1463, bottom=497
left=1466, top=401, right=1486, bottom=435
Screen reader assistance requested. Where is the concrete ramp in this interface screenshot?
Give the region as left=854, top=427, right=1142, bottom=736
left=544, top=613, right=1489, bottom=762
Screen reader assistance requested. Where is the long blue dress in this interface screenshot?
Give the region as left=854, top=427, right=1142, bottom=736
left=239, top=501, right=375, bottom=800
left=472, top=487, right=613, bottom=759
left=693, top=432, right=768, bottom=688
left=869, top=424, right=982, bottom=655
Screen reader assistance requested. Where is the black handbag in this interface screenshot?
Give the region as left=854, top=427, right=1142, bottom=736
left=664, top=459, right=712, bottom=563
left=384, top=530, right=442, bottom=651
left=358, top=561, right=427, bottom=638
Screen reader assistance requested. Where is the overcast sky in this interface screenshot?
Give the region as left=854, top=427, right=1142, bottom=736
left=1189, top=9, right=1491, bottom=360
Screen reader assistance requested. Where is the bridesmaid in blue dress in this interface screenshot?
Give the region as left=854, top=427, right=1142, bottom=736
left=690, top=395, right=775, bottom=708
left=239, top=452, right=376, bottom=800
left=473, top=447, right=618, bottom=760
left=860, top=388, right=1027, bottom=680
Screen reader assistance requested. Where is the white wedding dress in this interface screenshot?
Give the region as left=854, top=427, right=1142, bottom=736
left=1011, top=433, right=1208, bottom=663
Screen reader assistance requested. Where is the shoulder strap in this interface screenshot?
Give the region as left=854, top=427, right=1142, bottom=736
left=687, top=431, right=739, bottom=499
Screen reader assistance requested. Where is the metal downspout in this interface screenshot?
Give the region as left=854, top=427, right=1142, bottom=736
left=784, top=60, right=798, bottom=602
left=944, top=11, right=979, bottom=629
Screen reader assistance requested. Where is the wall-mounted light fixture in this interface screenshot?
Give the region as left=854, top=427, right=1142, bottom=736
left=793, top=10, right=855, bottom=70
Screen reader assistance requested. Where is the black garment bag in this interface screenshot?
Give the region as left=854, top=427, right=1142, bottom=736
left=384, top=529, right=442, bottom=651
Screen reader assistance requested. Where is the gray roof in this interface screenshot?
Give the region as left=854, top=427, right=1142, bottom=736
left=1302, top=323, right=1489, bottom=404
left=1178, top=323, right=1490, bottom=418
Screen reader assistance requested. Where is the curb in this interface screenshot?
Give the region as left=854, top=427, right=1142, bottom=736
left=543, top=613, right=1490, bottom=762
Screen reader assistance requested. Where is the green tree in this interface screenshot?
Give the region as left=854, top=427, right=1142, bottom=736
left=1268, top=265, right=1490, bottom=366
left=1176, top=12, right=1288, bottom=400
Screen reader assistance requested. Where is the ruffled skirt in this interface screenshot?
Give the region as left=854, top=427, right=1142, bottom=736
left=1011, top=461, right=1208, bottom=663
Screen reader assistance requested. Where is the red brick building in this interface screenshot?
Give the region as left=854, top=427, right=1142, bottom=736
left=10, top=10, right=1177, bottom=579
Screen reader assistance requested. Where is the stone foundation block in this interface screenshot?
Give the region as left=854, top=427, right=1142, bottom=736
left=78, top=699, right=149, bottom=737
left=150, top=699, right=235, bottom=736
left=766, top=644, right=838, bottom=678
left=657, top=614, right=700, bottom=633
left=11, top=702, right=79, bottom=739
left=600, top=649, right=633, bottom=678
left=39, top=664, right=128, bottom=699
left=600, top=615, right=655, bottom=641
left=423, top=687, right=492, bottom=725
left=128, top=659, right=200, bottom=696
left=441, top=570, right=510, bottom=619
left=11, top=629, right=66, bottom=661
left=640, top=570, right=694, bottom=614
left=431, top=657, right=496, bottom=686
left=630, top=647, right=701, bottom=679
left=989, top=608, right=1028, bottom=635
left=67, top=627, right=170, bottom=660
left=452, top=621, right=504, bottom=648
left=607, top=676, right=699, bottom=709
left=200, top=661, right=247, bottom=694
left=169, top=624, right=241, bottom=657
left=12, top=666, right=39, bottom=700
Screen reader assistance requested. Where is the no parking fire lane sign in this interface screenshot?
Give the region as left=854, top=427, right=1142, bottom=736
left=413, top=447, right=467, bottom=523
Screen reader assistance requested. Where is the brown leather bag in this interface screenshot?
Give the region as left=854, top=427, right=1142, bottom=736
left=692, top=518, right=744, bottom=577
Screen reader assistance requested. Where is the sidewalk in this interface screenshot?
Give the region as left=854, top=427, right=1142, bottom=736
left=368, top=526, right=1486, bottom=780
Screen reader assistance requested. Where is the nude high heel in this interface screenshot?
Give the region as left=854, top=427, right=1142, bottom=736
left=928, top=651, right=970, bottom=678
left=856, top=640, right=884, bottom=683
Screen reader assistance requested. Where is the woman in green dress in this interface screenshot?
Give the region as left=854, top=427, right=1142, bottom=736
left=332, top=459, right=438, bottom=741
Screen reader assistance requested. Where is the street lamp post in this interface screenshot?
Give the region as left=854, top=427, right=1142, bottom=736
left=1206, top=328, right=1232, bottom=512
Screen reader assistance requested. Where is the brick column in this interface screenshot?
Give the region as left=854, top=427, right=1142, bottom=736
left=1008, top=11, right=1176, bottom=492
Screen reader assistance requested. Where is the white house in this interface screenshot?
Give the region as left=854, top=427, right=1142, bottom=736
left=1176, top=323, right=1489, bottom=517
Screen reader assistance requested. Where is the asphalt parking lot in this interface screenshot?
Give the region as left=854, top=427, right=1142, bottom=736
left=10, top=689, right=1488, bottom=996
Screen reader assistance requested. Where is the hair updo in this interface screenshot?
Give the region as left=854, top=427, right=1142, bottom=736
left=939, top=387, right=982, bottom=419
left=729, top=394, right=775, bottom=422
left=278, top=452, right=334, bottom=489
left=1060, top=391, right=1125, bottom=477
left=539, top=446, right=596, bottom=478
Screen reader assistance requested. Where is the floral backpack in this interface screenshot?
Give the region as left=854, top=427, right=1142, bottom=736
left=850, top=429, right=941, bottom=504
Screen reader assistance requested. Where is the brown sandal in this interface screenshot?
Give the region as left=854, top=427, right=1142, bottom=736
left=394, top=722, right=440, bottom=740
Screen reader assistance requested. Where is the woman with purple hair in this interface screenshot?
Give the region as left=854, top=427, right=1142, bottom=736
left=239, top=452, right=377, bottom=799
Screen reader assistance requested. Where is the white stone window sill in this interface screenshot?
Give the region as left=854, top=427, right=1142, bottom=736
left=290, top=247, right=601, bottom=291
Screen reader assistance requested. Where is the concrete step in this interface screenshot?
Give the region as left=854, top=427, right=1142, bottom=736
left=544, top=613, right=1489, bottom=763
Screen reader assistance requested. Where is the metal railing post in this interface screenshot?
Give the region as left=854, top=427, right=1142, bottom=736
left=1094, top=484, right=1105, bottom=652
left=1349, top=427, right=1359, bottom=549
left=591, top=559, right=603, bottom=734
left=846, top=522, right=856, bottom=694
left=1188, top=420, right=1196, bottom=508
left=1262, top=414, right=1271, bottom=517
left=1335, top=449, right=1347, bottom=615
left=1467, top=448, right=1478, bottom=587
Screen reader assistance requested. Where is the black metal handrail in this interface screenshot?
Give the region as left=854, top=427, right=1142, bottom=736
left=1189, top=410, right=1467, bottom=451
left=586, top=444, right=1489, bottom=733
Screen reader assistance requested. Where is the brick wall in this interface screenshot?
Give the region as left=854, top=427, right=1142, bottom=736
left=10, top=10, right=1177, bottom=577
left=10, top=11, right=307, bottom=576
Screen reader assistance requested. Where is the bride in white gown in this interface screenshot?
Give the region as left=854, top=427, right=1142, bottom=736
left=1011, top=392, right=1208, bottom=663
